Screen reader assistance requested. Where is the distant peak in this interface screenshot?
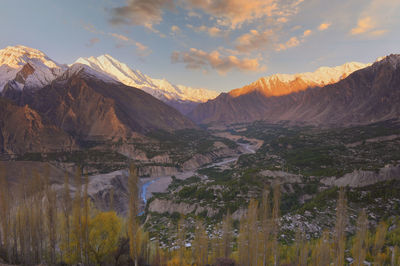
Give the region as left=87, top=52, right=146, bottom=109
left=0, top=44, right=61, bottom=69
left=230, top=61, right=371, bottom=98
left=0, top=45, right=65, bottom=91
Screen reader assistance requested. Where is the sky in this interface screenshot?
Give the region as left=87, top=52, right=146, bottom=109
left=1, top=0, right=400, bottom=92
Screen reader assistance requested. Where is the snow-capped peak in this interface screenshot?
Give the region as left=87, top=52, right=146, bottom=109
left=62, top=63, right=118, bottom=83
left=230, top=61, right=371, bottom=97
left=264, top=62, right=370, bottom=86
left=0, top=45, right=65, bottom=91
left=75, top=54, right=220, bottom=103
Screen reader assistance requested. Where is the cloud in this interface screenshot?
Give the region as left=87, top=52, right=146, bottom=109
left=318, top=23, right=331, bottom=31
left=276, top=36, right=300, bottom=51
left=86, top=38, right=100, bottom=47
left=171, top=25, right=181, bottom=34
left=350, top=16, right=388, bottom=37
left=109, top=33, right=130, bottom=41
left=110, top=0, right=174, bottom=28
left=303, top=29, right=312, bottom=37
left=349, top=0, right=400, bottom=37
left=277, top=17, right=288, bottom=23
left=171, top=48, right=265, bottom=74
left=83, top=23, right=104, bottom=34
left=275, top=26, right=313, bottom=52
left=109, top=33, right=151, bottom=56
left=184, top=0, right=303, bottom=29
left=82, top=24, right=151, bottom=56
left=187, top=11, right=201, bottom=18
left=186, top=24, right=223, bottom=37
left=235, top=29, right=273, bottom=53
left=350, top=17, right=375, bottom=35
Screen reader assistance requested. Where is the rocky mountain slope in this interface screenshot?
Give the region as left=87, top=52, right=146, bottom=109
left=15, top=64, right=196, bottom=140
left=0, top=45, right=197, bottom=153
left=188, top=59, right=400, bottom=125
left=0, top=97, right=75, bottom=154
left=76, top=55, right=219, bottom=114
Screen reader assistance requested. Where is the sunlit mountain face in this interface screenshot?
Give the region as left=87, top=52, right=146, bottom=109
left=1, top=0, right=400, bottom=265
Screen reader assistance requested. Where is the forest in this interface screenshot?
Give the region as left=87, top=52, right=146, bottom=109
left=0, top=164, right=399, bottom=266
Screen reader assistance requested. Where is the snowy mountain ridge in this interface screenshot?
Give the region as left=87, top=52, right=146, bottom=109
left=75, top=55, right=220, bottom=103
left=230, top=61, right=371, bottom=98
left=0, top=45, right=65, bottom=91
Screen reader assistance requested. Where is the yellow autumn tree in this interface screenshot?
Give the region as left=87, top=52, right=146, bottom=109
left=88, top=211, right=122, bottom=265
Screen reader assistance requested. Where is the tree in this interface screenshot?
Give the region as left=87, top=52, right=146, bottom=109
left=176, top=215, right=186, bottom=266
left=247, top=199, right=259, bottom=266
left=88, top=212, right=122, bottom=265
left=237, top=215, right=248, bottom=266
left=352, top=209, right=368, bottom=266
left=238, top=199, right=259, bottom=266
left=311, top=230, right=330, bottom=266
left=193, top=220, right=208, bottom=266
left=68, top=168, right=83, bottom=264
left=260, top=188, right=271, bottom=266
left=334, top=187, right=347, bottom=266
left=373, top=221, right=388, bottom=264
left=82, top=172, right=90, bottom=264
left=128, top=164, right=141, bottom=266
left=0, top=165, right=10, bottom=261
left=45, top=175, right=57, bottom=264
left=221, top=212, right=233, bottom=259
left=61, top=173, right=72, bottom=261
left=271, top=184, right=281, bottom=266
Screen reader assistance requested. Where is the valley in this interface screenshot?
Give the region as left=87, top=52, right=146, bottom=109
left=0, top=44, right=400, bottom=265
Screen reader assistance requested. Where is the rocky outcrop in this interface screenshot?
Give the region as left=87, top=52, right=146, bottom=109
left=321, top=165, right=400, bottom=187
left=87, top=170, right=129, bottom=214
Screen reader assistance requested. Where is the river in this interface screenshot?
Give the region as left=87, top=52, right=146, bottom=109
left=139, top=141, right=257, bottom=207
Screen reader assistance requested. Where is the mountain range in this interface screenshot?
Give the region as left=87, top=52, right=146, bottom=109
left=0, top=45, right=197, bottom=153
left=75, top=55, right=219, bottom=114
left=1, top=44, right=400, bottom=154
left=188, top=57, right=400, bottom=125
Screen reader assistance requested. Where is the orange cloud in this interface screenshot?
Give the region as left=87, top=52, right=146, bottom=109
left=109, top=33, right=130, bottom=41
left=276, top=36, right=300, bottom=51
left=351, top=17, right=375, bottom=35
left=350, top=17, right=388, bottom=37
left=235, top=29, right=273, bottom=53
left=318, top=23, right=331, bottom=31
left=171, top=48, right=266, bottom=74
left=110, top=0, right=174, bottom=27
left=184, top=0, right=302, bottom=29
left=349, top=0, right=399, bottom=37
left=187, top=24, right=223, bottom=37
left=303, top=29, right=312, bottom=37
